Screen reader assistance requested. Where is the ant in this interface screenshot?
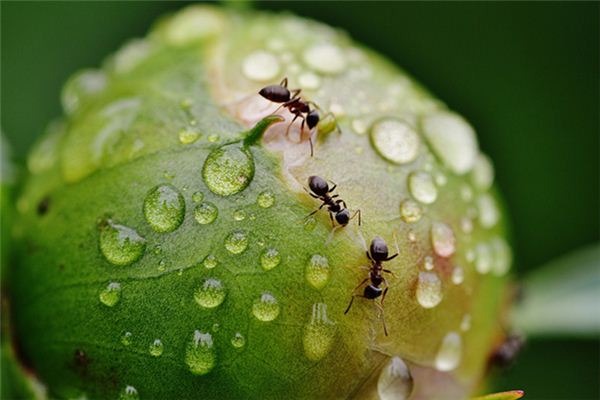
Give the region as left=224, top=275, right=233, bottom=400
left=345, top=236, right=398, bottom=336
left=305, top=175, right=361, bottom=228
left=258, top=77, right=338, bottom=156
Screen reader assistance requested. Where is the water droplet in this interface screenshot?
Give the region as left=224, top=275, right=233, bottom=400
left=475, top=243, right=493, bottom=274
left=260, top=248, right=281, bottom=271
left=143, top=185, right=185, bottom=233
left=191, top=191, right=204, bottom=203
left=202, top=254, right=218, bottom=269
left=207, top=134, right=219, bottom=143
left=491, top=237, right=512, bottom=276
left=477, top=193, right=500, bottom=228
left=351, top=118, right=368, bottom=135
left=298, top=72, right=321, bottom=89
left=407, top=231, right=417, bottom=242
left=194, top=202, right=218, bottom=225
left=471, top=153, right=494, bottom=190
left=242, top=50, right=280, bottom=82
left=99, top=282, right=121, bottom=307
left=400, top=199, right=422, bottom=223
left=451, top=266, right=464, bottom=285
left=152, top=246, right=163, bottom=255
left=424, top=256, right=434, bottom=271
left=157, top=259, right=167, bottom=272
left=416, top=271, right=442, bottom=309
left=61, top=69, right=107, bottom=115
left=252, top=292, right=280, bottom=322
left=149, top=339, right=164, bottom=357
left=164, top=7, right=224, bottom=45
left=370, top=118, right=420, bottom=165
left=460, top=184, right=474, bottom=202
left=377, top=356, right=414, bottom=400
left=422, top=111, right=478, bottom=174
left=303, top=303, right=336, bottom=361
left=466, top=248, right=476, bottom=263
left=202, top=145, right=254, bottom=196
left=211, top=323, right=220, bottom=332
left=460, top=217, right=473, bottom=234
left=119, top=385, right=139, bottom=400
left=185, top=330, right=216, bottom=375
left=231, top=332, right=246, bottom=349
left=257, top=191, right=275, bottom=208
left=233, top=209, right=246, bottom=221
left=303, top=43, right=347, bottom=74
left=224, top=230, right=248, bottom=254
left=430, top=222, right=456, bottom=257
left=179, top=129, right=200, bottom=144
left=98, top=219, right=146, bottom=266
left=121, top=331, right=132, bottom=346
left=435, top=332, right=462, bottom=371
left=303, top=216, right=317, bottom=231
left=194, top=278, right=226, bottom=309
left=408, top=172, right=438, bottom=204
left=305, top=255, right=330, bottom=290
left=460, top=314, right=472, bottom=332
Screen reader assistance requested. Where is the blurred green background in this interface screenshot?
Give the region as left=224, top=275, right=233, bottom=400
left=1, top=2, right=598, bottom=399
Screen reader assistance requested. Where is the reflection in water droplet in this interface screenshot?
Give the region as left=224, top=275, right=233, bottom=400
left=185, top=330, right=216, bottom=375
left=99, top=220, right=146, bottom=266
left=202, top=145, right=254, bottom=196
left=477, top=193, right=500, bottom=228
left=99, top=282, right=121, bottom=307
left=242, top=50, right=280, bottom=82
left=305, top=255, right=330, bottom=290
left=179, top=129, right=200, bottom=145
left=435, top=331, right=462, bottom=371
left=225, top=230, right=248, bottom=254
left=260, top=248, right=281, bottom=271
left=475, top=243, right=493, bottom=274
left=203, top=254, right=218, bottom=269
left=370, top=118, right=420, bottom=164
left=303, top=303, right=336, bottom=361
left=400, top=199, right=422, bottom=223
left=149, top=339, right=164, bottom=357
left=416, top=271, right=442, bottom=309
left=303, top=43, right=347, bottom=74
left=143, top=184, right=185, bottom=233
left=252, top=292, right=280, bottom=322
left=377, top=356, right=414, bottom=400
left=119, top=385, right=139, bottom=400
left=451, top=266, right=464, bottom=285
left=257, top=191, right=275, bottom=208
left=194, top=278, right=226, bottom=308
left=408, top=172, right=438, bottom=204
left=430, top=222, right=456, bottom=257
left=194, top=202, right=218, bottom=225
left=121, top=331, right=132, bottom=346
left=231, top=332, right=246, bottom=349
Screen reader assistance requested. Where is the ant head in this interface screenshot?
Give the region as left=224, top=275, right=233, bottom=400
left=308, top=176, right=329, bottom=196
left=306, top=109, right=320, bottom=130
left=258, top=84, right=290, bottom=103
left=335, top=209, right=350, bottom=225
left=370, top=236, right=389, bottom=261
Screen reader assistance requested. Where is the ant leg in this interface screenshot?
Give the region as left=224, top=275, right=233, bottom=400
left=366, top=251, right=373, bottom=261
left=331, top=194, right=340, bottom=199
left=303, top=186, right=320, bottom=199
left=327, top=180, right=337, bottom=192
left=384, top=253, right=399, bottom=262
left=345, top=296, right=357, bottom=314
left=328, top=211, right=335, bottom=227
left=309, top=131, right=315, bottom=157
left=383, top=269, right=397, bottom=278
left=286, top=114, right=300, bottom=137
left=351, top=277, right=370, bottom=292
left=392, top=231, right=401, bottom=255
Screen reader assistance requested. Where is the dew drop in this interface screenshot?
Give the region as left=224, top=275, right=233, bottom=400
left=370, top=118, right=420, bottom=164
left=303, top=43, right=347, bottom=74
left=305, top=254, right=330, bottom=290
left=194, top=278, right=226, bottom=309
left=98, top=220, right=146, bottom=266
left=231, top=332, right=246, bottom=349
left=149, top=339, right=164, bottom=357
left=61, top=69, right=107, bottom=115
left=257, top=191, right=275, bottom=208
left=233, top=209, right=246, bottom=221
left=424, top=256, right=434, bottom=271
left=303, top=303, right=336, bottom=361
left=143, top=184, right=185, bottom=233
left=178, top=129, right=200, bottom=144
left=435, top=332, right=462, bottom=371
left=475, top=243, right=493, bottom=274
left=430, top=222, right=456, bottom=257
left=194, top=202, right=218, bottom=225
left=298, top=72, right=321, bottom=89
left=207, top=134, right=219, bottom=143
left=260, top=248, right=281, bottom=271
left=416, top=271, right=442, bottom=309
left=460, top=184, right=474, bottom=202
left=164, top=7, right=224, bottom=45
left=185, top=330, right=216, bottom=375
left=157, top=259, right=167, bottom=272
left=451, top=266, right=464, bottom=285
left=491, top=237, right=512, bottom=276
left=477, top=193, right=500, bottom=228
left=252, top=292, right=280, bottom=322
left=99, top=282, right=121, bottom=307
left=202, top=145, right=254, bottom=196
left=191, top=191, right=204, bottom=203
left=471, top=153, right=495, bottom=190
left=225, top=230, right=248, bottom=254
left=407, top=231, right=417, bottom=242
left=242, top=50, right=280, bottom=82
left=202, top=254, right=218, bottom=269
left=460, top=314, right=472, bottom=332
left=351, top=118, right=368, bottom=135
left=460, top=217, right=474, bottom=234
left=121, top=331, right=133, bottom=346
left=408, top=172, right=438, bottom=204
left=400, top=199, right=422, bottom=223
left=119, top=385, right=139, bottom=400
left=377, top=356, right=414, bottom=400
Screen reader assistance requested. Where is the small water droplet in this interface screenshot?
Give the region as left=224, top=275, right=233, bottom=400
left=407, top=231, right=417, bottom=242
left=305, top=254, right=330, bottom=290
left=164, top=7, right=224, bottom=45
left=143, top=184, right=185, bottom=233
left=185, top=330, right=216, bottom=375
left=224, top=230, right=248, bottom=254
left=477, top=193, right=500, bottom=228
left=408, top=172, right=438, bottom=204
left=257, top=191, right=275, bottom=208
left=194, top=278, right=226, bottom=309
left=157, top=259, right=167, bottom=272
left=303, top=303, right=336, bottom=361
left=99, top=282, right=121, bottom=307
left=435, top=172, right=447, bottom=186
left=121, top=331, right=133, bottom=346
left=491, top=237, right=512, bottom=276
left=475, top=243, right=493, bottom=274
left=211, top=323, right=220, bottom=332
left=400, top=199, right=422, bottom=223
left=424, top=256, right=434, bottom=271
left=202, top=145, right=254, bottom=196
left=416, top=271, right=442, bottom=309
left=98, top=219, right=146, bottom=266
left=430, top=222, right=456, bottom=257
left=435, top=332, right=462, bottom=371
left=194, top=202, right=218, bottom=225
left=61, top=69, right=107, bottom=115
left=466, top=249, right=476, bottom=263
left=202, top=254, right=218, bottom=269
left=242, top=50, right=280, bottom=82
left=207, top=134, right=219, bottom=143
left=149, top=339, right=164, bottom=357
left=377, top=356, right=414, bottom=400
left=191, top=191, right=204, bottom=203
left=298, top=72, right=321, bottom=89
left=119, top=385, right=139, bottom=400
left=252, top=292, right=280, bottom=322
left=178, top=129, right=200, bottom=144
left=303, top=43, right=347, bottom=74
left=471, top=153, right=494, bottom=190
left=152, top=245, right=163, bottom=256
left=460, top=217, right=473, bottom=234
left=460, top=314, right=472, bottom=332
left=303, top=216, right=317, bottom=231
left=233, top=209, right=246, bottom=221
left=370, top=118, right=420, bottom=165
left=260, top=248, right=281, bottom=271
left=451, top=266, right=464, bottom=285
left=351, top=118, right=368, bottom=135
left=461, top=184, right=474, bottom=202
left=231, top=332, right=246, bottom=349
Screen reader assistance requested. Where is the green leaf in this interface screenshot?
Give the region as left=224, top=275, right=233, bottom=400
left=473, top=390, right=524, bottom=400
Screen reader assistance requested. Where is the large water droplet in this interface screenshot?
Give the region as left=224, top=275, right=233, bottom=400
left=202, top=254, right=218, bottom=269
left=225, top=230, right=248, bottom=254
left=477, top=193, right=500, bottom=228
left=194, top=202, right=218, bottom=225
left=202, top=145, right=254, bottom=196
left=303, top=303, right=336, bottom=361
left=99, top=282, right=121, bottom=307
left=430, top=222, right=456, bottom=257
left=435, top=332, right=462, bottom=371
left=257, top=191, right=275, bottom=208
left=377, top=356, right=414, bottom=400
left=121, top=331, right=133, bottom=346
left=471, top=153, right=494, bottom=190
left=491, top=236, right=512, bottom=276
left=149, top=339, right=164, bottom=357
left=408, top=172, right=438, bottom=204
left=242, top=50, right=280, bottom=82
left=185, top=330, right=216, bottom=375
left=252, top=292, right=280, bottom=322
left=475, top=242, right=493, bottom=274
left=370, top=118, right=420, bottom=164
left=99, top=220, right=146, bottom=266
left=194, top=278, right=226, bottom=308
left=119, top=385, right=139, bottom=400
left=400, top=199, right=422, bottom=223
left=143, top=184, right=185, bottom=233
left=422, top=111, right=478, bottom=174
left=231, top=332, right=246, bottom=349
left=305, top=254, right=330, bottom=290
left=303, top=43, right=347, bottom=74
left=260, top=248, right=281, bottom=271
left=416, top=271, right=442, bottom=309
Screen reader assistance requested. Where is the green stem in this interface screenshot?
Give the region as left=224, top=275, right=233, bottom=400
left=243, top=115, right=284, bottom=147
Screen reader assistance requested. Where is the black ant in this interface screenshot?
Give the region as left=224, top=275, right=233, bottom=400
left=345, top=236, right=398, bottom=336
left=258, top=77, right=338, bottom=156
left=305, top=175, right=361, bottom=228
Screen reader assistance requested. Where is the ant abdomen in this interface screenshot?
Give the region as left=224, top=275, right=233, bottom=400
left=259, top=85, right=290, bottom=103
left=370, top=236, right=390, bottom=261
left=364, top=285, right=383, bottom=299
left=308, top=175, right=329, bottom=196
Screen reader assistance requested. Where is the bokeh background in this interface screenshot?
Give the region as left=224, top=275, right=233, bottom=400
left=2, top=2, right=598, bottom=399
